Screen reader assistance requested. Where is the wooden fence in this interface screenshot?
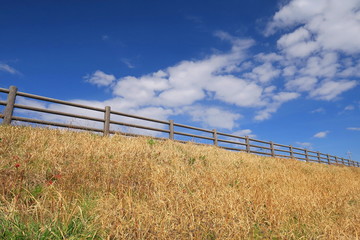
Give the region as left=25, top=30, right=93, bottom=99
left=1, top=85, right=359, bottom=167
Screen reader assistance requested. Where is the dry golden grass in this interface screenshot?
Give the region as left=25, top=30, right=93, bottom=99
left=1, top=125, right=360, bottom=239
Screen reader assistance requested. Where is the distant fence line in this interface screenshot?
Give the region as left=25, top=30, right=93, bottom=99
left=1, top=85, right=359, bottom=168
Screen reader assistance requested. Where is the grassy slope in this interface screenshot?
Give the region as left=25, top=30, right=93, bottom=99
left=0, top=125, right=360, bottom=239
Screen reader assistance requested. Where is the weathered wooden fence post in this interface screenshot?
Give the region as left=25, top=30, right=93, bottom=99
left=169, top=120, right=174, bottom=140
left=305, top=149, right=309, bottom=162
left=103, top=106, right=111, bottom=136
left=2, top=86, right=18, bottom=125
left=289, top=145, right=294, bottom=158
left=270, top=142, right=275, bottom=157
left=314, top=151, right=319, bottom=163
left=213, top=129, right=218, bottom=146
left=245, top=136, right=250, bottom=153
left=326, top=154, right=331, bottom=165
left=335, top=156, right=339, bottom=165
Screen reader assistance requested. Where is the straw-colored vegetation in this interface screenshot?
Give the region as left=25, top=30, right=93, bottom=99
left=1, top=125, right=360, bottom=239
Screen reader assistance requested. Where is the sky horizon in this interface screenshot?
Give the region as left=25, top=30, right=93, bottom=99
left=1, top=0, right=360, bottom=160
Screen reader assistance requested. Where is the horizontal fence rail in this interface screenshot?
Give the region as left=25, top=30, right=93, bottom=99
left=1, top=85, right=359, bottom=168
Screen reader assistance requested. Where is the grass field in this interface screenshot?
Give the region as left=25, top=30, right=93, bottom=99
left=0, top=125, right=360, bottom=239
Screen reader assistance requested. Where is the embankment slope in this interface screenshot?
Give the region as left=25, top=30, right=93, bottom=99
left=1, top=125, right=359, bottom=239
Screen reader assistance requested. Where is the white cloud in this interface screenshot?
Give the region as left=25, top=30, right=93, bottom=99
left=309, top=80, right=357, bottom=100
left=158, top=88, right=205, bottom=107
left=185, top=106, right=241, bottom=130
left=268, top=0, right=360, bottom=54
left=206, top=76, right=264, bottom=107
left=121, top=58, right=135, bottom=69
left=338, top=60, right=360, bottom=77
left=244, top=62, right=281, bottom=83
left=300, top=52, right=339, bottom=78
left=114, top=71, right=170, bottom=106
left=254, top=92, right=300, bottom=121
left=314, top=131, right=329, bottom=138
left=272, top=91, right=301, bottom=102
left=284, top=41, right=319, bottom=58
left=109, top=36, right=264, bottom=112
left=257, top=0, right=359, bottom=104
left=255, top=53, right=283, bottom=62
left=84, top=70, right=116, bottom=87
left=277, top=27, right=311, bottom=48
left=277, top=27, right=319, bottom=57
left=347, top=127, right=360, bottom=131
left=344, top=105, right=355, bottom=111
left=232, top=129, right=255, bottom=138
left=311, top=108, right=325, bottom=113
left=296, top=142, right=312, bottom=148
left=0, top=63, right=19, bottom=75
left=77, top=33, right=293, bottom=129
left=266, top=0, right=328, bottom=34
left=282, top=66, right=297, bottom=76
left=286, top=76, right=317, bottom=92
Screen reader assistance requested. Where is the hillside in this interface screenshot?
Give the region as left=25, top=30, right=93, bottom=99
left=0, top=125, right=360, bottom=239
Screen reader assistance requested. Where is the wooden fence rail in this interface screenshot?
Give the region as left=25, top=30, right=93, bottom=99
left=1, top=85, right=359, bottom=168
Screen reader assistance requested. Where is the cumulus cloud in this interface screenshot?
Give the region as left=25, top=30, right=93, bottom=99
left=113, top=71, right=170, bottom=106
left=267, top=0, right=360, bottom=54
left=277, top=27, right=319, bottom=57
left=338, top=60, right=360, bottom=77
left=258, top=0, right=359, bottom=102
left=266, top=0, right=328, bottom=34
left=314, top=131, right=329, bottom=138
left=286, top=76, right=318, bottom=92
left=206, top=76, right=264, bottom=107
left=107, top=32, right=302, bottom=124
left=254, top=92, right=300, bottom=121
left=84, top=70, right=116, bottom=87
left=185, top=106, right=242, bottom=130
left=309, top=80, right=357, bottom=100
left=244, top=62, right=281, bottom=83
left=232, top=129, right=256, bottom=138
left=300, top=52, right=340, bottom=78
left=96, top=33, right=298, bottom=125
left=75, top=29, right=315, bottom=129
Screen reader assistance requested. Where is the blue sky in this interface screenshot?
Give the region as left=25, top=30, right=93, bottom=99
left=1, top=0, right=360, bottom=160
